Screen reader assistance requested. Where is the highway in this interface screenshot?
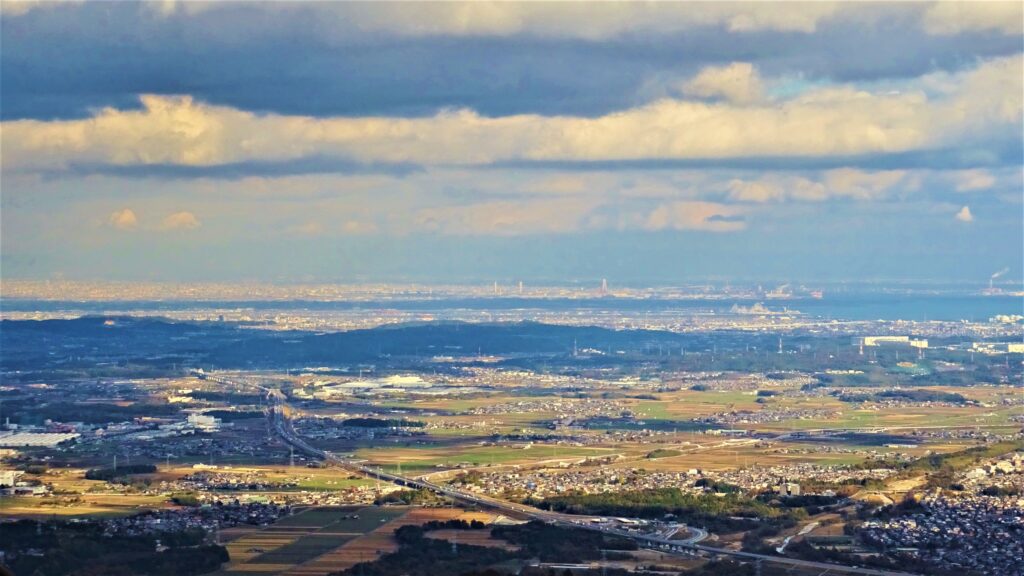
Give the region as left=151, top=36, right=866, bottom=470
left=203, top=372, right=920, bottom=576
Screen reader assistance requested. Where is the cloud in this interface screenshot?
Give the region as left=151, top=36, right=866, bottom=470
left=110, top=207, right=202, bottom=232
left=953, top=169, right=996, bottom=192
left=371, top=2, right=848, bottom=36
left=955, top=205, right=974, bottom=222
left=285, top=219, right=376, bottom=236
left=158, top=3, right=849, bottom=38
left=681, top=62, right=764, bottom=104
left=644, top=201, right=747, bottom=232
left=341, top=220, right=378, bottom=235
left=414, top=198, right=596, bottom=235
left=407, top=196, right=750, bottom=236
left=520, top=174, right=590, bottom=195
left=923, top=2, right=1023, bottom=36
left=822, top=168, right=907, bottom=200
left=159, top=211, right=201, bottom=231
left=108, top=208, right=138, bottom=230
left=727, top=169, right=906, bottom=202
left=15, top=3, right=1010, bottom=39
left=0, top=0, right=80, bottom=17
left=3, top=54, right=1018, bottom=173
left=727, top=178, right=787, bottom=202
left=287, top=221, right=324, bottom=236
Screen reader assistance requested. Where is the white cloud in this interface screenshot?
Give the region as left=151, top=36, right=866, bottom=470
left=414, top=198, right=596, bottom=236
left=285, top=219, right=377, bottom=236
left=682, top=62, right=764, bottom=104
left=955, top=205, right=974, bottom=222
left=3, top=54, right=1018, bottom=172
left=644, top=201, right=747, bottom=232
left=340, top=220, right=378, bottom=235
left=728, top=178, right=787, bottom=202
left=108, top=208, right=138, bottom=230
left=0, top=0, right=79, bottom=17
left=923, top=2, right=1023, bottom=36
left=159, top=211, right=201, bottom=231
left=953, top=169, right=996, bottom=192
left=726, top=169, right=906, bottom=203
left=822, top=168, right=907, bottom=200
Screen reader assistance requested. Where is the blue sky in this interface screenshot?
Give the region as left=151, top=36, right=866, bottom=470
left=1, top=1, right=1022, bottom=285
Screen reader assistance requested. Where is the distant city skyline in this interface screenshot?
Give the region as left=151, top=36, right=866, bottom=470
left=2, top=2, right=1022, bottom=284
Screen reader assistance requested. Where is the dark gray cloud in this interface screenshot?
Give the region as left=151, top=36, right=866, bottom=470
left=2, top=2, right=1020, bottom=121
left=50, top=157, right=423, bottom=180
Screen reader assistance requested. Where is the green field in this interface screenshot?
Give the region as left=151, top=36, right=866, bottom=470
left=293, top=477, right=375, bottom=491
left=355, top=443, right=616, bottom=473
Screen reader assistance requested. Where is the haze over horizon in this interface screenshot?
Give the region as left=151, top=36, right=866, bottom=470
left=2, top=1, right=1022, bottom=285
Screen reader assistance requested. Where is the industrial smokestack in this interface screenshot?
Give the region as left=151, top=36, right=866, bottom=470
left=989, top=267, right=1010, bottom=290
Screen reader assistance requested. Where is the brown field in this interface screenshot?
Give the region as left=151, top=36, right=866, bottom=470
left=624, top=548, right=703, bottom=571
left=806, top=514, right=847, bottom=537
left=424, top=529, right=519, bottom=550
left=224, top=533, right=302, bottom=566
left=293, top=508, right=501, bottom=576
left=885, top=476, right=928, bottom=492
left=0, top=493, right=168, bottom=518
left=354, top=442, right=619, bottom=473
left=216, top=505, right=503, bottom=576
left=217, top=506, right=402, bottom=575
left=605, top=440, right=857, bottom=472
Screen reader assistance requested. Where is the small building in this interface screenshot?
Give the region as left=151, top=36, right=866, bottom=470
left=0, top=469, right=23, bottom=488
left=775, top=482, right=801, bottom=496
left=187, top=413, right=221, bottom=432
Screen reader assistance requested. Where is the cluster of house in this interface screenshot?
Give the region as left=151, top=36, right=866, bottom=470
left=860, top=492, right=1024, bottom=576
left=449, top=461, right=892, bottom=499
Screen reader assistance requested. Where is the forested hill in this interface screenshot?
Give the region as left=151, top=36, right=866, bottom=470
left=2, top=316, right=746, bottom=375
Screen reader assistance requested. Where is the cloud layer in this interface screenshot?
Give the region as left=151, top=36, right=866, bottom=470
left=9, top=2, right=1020, bottom=38
left=2, top=55, right=1020, bottom=173
left=1, top=2, right=1020, bottom=283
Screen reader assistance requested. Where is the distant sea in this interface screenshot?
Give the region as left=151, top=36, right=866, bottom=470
left=1, top=294, right=1022, bottom=322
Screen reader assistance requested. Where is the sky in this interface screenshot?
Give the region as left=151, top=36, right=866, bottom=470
left=1, top=1, right=1022, bottom=286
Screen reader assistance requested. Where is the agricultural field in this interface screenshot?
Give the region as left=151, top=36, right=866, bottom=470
left=0, top=492, right=168, bottom=519
left=217, top=505, right=505, bottom=576
left=353, top=443, right=618, bottom=474
left=308, top=508, right=503, bottom=575
left=217, top=506, right=407, bottom=576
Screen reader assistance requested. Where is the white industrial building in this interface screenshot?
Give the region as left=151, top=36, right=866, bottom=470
left=187, top=413, right=221, bottom=431
left=0, top=469, right=23, bottom=487
left=970, top=341, right=1024, bottom=354
left=852, top=336, right=928, bottom=349
left=0, top=432, right=79, bottom=447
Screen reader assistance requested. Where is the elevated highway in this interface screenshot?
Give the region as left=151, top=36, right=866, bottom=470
left=206, top=372, right=919, bottom=576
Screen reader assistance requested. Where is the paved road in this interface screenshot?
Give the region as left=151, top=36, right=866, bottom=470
left=206, top=373, right=920, bottom=576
